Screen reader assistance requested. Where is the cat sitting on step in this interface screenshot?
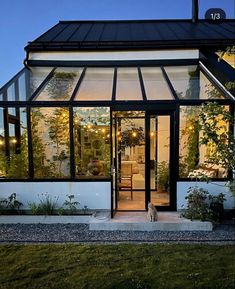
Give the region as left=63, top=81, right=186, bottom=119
left=147, top=202, right=158, bottom=222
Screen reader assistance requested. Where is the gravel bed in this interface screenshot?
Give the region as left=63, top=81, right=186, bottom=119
left=0, top=223, right=234, bottom=244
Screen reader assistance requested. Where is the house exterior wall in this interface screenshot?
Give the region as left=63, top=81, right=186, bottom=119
left=0, top=182, right=111, bottom=210
left=28, top=49, right=199, bottom=61
left=177, top=182, right=235, bottom=210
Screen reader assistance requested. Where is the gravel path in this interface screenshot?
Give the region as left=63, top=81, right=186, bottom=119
left=0, top=223, right=234, bottom=245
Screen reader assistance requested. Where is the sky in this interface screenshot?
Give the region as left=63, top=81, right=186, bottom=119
left=0, top=0, right=234, bottom=87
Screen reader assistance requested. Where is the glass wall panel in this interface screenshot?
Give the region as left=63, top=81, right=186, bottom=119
left=73, top=107, right=110, bottom=179
left=30, top=67, right=53, bottom=95
left=31, top=107, right=70, bottom=178
left=34, top=68, right=82, bottom=101
left=116, top=68, right=143, bottom=100
left=18, top=73, right=27, bottom=101
left=7, top=83, right=16, bottom=101
left=165, top=66, right=225, bottom=100
left=150, top=115, right=170, bottom=206
left=75, top=68, right=113, bottom=101
left=179, top=106, right=228, bottom=178
left=0, top=108, right=5, bottom=177
left=0, top=107, right=28, bottom=178
left=141, top=67, right=173, bottom=100
left=0, top=94, right=3, bottom=101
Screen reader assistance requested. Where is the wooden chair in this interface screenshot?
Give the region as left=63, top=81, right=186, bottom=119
left=119, top=163, right=133, bottom=200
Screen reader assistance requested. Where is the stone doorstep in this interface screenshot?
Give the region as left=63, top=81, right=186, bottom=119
left=89, top=212, right=213, bottom=231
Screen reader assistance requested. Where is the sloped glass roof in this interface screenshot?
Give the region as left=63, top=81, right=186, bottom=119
left=0, top=65, right=233, bottom=103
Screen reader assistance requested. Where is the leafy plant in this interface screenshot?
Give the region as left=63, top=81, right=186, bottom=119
left=0, top=193, right=23, bottom=214
left=28, top=202, right=41, bottom=215
left=28, top=193, right=58, bottom=215
left=182, top=186, right=213, bottom=221
left=63, top=194, right=80, bottom=215
left=157, top=161, right=169, bottom=192
left=198, top=102, right=235, bottom=172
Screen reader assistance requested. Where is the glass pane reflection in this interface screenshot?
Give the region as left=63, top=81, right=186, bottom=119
left=34, top=68, right=82, bottom=101
left=116, top=68, right=143, bottom=100
left=73, top=107, right=110, bottom=179
left=75, top=68, right=113, bottom=101
left=141, top=67, right=172, bottom=100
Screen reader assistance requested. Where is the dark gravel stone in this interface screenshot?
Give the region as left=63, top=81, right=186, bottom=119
left=0, top=223, right=234, bottom=244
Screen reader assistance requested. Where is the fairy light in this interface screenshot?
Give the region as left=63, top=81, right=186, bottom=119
left=132, top=132, right=137, bottom=137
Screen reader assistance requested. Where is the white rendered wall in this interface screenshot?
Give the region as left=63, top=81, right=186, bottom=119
left=29, top=49, right=199, bottom=61
left=0, top=182, right=111, bottom=210
left=177, top=182, right=235, bottom=210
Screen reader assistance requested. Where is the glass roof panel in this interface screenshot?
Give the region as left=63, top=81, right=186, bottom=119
left=34, top=68, right=83, bottom=101
left=164, top=66, right=225, bottom=100
left=141, top=67, right=173, bottom=100
left=164, top=66, right=200, bottom=99
left=116, top=68, right=143, bottom=101
left=30, top=67, right=53, bottom=95
left=75, top=68, right=113, bottom=101
left=199, top=71, right=225, bottom=99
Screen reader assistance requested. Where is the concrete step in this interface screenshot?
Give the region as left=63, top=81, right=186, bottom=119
left=89, top=212, right=213, bottom=231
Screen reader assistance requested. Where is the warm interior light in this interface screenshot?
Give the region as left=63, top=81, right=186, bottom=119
left=150, top=132, right=154, bottom=137
left=12, top=138, right=17, bottom=144
left=74, top=119, right=78, bottom=124
left=87, top=124, right=91, bottom=129
left=132, top=132, right=137, bottom=137
left=102, top=128, right=106, bottom=133
left=95, top=130, right=98, bottom=134
left=62, top=113, right=66, bottom=117
left=0, top=140, right=4, bottom=145
left=106, top=134, right=110, bottom=138
left=117, top=131, right=120, bottom=136
left=188, top=125, right=193, bottom=130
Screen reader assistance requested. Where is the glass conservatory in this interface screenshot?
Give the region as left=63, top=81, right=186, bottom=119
left=0, top=62, right=234, bottom=214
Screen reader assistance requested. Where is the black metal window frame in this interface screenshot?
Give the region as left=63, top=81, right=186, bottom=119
left=0, top=59, right=234, bottom=182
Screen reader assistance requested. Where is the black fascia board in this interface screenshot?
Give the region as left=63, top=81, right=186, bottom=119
left=25, top=40, right=235, bottom=52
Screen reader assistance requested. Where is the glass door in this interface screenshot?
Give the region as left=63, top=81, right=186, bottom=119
left=146, top=112, right=175, bottom=210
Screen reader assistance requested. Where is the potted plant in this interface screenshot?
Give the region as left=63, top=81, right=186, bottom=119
left=157, top=161, right=169, bottom=192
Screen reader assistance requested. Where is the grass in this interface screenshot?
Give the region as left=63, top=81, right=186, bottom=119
left=0, top=244, right=234, bottom=289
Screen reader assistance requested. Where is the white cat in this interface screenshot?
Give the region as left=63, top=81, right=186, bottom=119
left=147, top=202, right=158, bottom=222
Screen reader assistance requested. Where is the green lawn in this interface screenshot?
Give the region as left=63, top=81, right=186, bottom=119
left=0, top=244, right=234, bottom=289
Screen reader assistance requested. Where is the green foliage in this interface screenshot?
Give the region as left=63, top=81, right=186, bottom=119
left=0, top=193, right=23, bottom=214
left=182, top=187, right=227, bottom=223
left=198, top=102, right=235, bottom=172
left=45, top=107, right=70, bottom=177
left=157, top=161, right=169, bottom=191
left=63, top=194, right=80, bottom=215
left=31, top=108, right=55, bottom=178
left=121, top=124, right=145, bottom=148
left=28, top=193, right=58, bottom=215
left=180, top=107, right=200, bottom=177
left=46, top=71, right=77, bottom=100
left=182, top=186, right=213, bottom=221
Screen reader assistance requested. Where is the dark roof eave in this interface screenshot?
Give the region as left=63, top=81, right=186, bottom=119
left=25, top=39, right=234, bottom=52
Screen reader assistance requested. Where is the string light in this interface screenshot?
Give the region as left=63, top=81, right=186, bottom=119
left=188, top=125, right=193, bottom=130
left=132, top=132, right=137, bottom=137
left=87, top=124, right=91, bottom=129
left=11, top=138, right=17, bottom=144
